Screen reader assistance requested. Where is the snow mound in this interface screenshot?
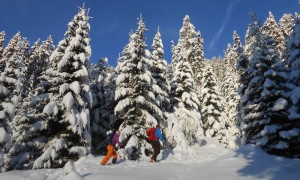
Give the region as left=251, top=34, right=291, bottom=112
left=63, top=161, right=83, bottom=180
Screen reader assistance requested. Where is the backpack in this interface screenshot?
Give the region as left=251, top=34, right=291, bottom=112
left=146, top=128, right=158, bottom=141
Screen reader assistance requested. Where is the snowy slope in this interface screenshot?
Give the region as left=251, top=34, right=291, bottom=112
left=0, top=138, right=299, bottom=180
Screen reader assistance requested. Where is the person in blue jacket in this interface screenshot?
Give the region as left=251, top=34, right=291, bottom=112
left=147, top=124, right=164, bottom=162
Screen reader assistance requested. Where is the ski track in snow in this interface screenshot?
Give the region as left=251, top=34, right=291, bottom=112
left=1, top=139, right=300, bottom=180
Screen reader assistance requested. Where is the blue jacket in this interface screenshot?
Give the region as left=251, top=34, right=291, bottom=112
left=155, top=128, right=163, bottom=141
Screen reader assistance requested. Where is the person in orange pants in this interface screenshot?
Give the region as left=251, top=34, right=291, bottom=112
left=101, top=144, right=118, bottom=165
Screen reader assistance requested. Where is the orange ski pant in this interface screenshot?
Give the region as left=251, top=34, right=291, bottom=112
left=101, top=144, right=118, bottom=165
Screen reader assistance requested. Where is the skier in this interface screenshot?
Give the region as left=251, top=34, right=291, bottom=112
left=101, top=130, right=118, bottom=165
left=146, top=124, right=164, bottom=162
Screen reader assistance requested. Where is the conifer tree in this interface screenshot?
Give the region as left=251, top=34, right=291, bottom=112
left=220, top=32, right=242, bottom=148
left=0, top=31, right=5, bottom=61
left=22, top=40, right=40, bottom=99
left=279, top=13, right=294, bottom=40
left=191, top=31, right=206, bottom=89
left=172, top=16, right=205, bottom=89
left=235, top=32, right=250, bottom=136
left=0, top=32, right=29, bottom=171
left=90, top=58, right=116, bottom=152
left=32, top=7, right=92, bottom=169
left=150, top=30, right=169, bottom=111
left=245, top=13, right=261, bottom=59
left=284, top=15, right=300, bottom=158
left=172, top=15, right=196, bottom=67
left=3, top=37, right=55, bottom=170
left=33, top=36, right=55, bottom=89
left=90, top=58, right=107, bottom=152
left=166, top=15, right=204, bottom=150
left=224, top=32, right=242, bottom=121
left=209, top=56, right=226, bottom=87
left=219, top=43, right=234, bottom=92
left=200, top=63, right=227, bottom=142
left=223, top=43, right=234, bottom=69
left=115, top=17, right=164, bottom=159
left=239, top=14, right=261, bottom=130
left=261, top=11, right=285, bottom=60
left=242, top=32, right=289, bottom=156
left=4, top=40, right=40, bottom=170
left=168, top=52, right=204, bottom=148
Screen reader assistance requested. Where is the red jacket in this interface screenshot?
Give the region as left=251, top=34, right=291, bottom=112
left=146, top=128, right=159, bottom=141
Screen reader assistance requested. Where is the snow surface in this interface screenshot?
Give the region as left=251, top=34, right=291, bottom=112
left=1, top=138, right=299, bottom=180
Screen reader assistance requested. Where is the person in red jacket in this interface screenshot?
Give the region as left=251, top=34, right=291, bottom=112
left=146, top=124, right=164, bottom=162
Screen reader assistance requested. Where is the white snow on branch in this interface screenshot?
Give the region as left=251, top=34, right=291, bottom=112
left=1, top=102, right=15, bottom=115
left=63, top=92, right=75, bottom=110
left=0, top=85, right=8, bottom=95
left=43, top=101, right=59, bottom=116
left=70, top=81, right=81, bottom=95
left=272, top=98, right=288, bottom=111
left=60, top=83, right=70, bottom=95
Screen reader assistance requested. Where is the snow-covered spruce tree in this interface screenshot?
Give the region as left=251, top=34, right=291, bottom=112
left=236, top=31, right=249, bottom=78
left=199, top=63, right=227, bottom=143
left=242, top=33, right=289, bottom=157
left=30, top=36, right=55, bottom=91
left=190, top=31, right=206, bottom=89
left=0, top=31, right=5, bottom=61
left=226, top=31, right=243, bottom=70
left=285, top=15, right=300, bottom=158
left=172, top=15, right=205, bottom=89
left=90, top=58, right=117, bottom=152
left=32, top=7, right=92, bottom=169
left=223, top=43, right=234, bottom=69
left=3, top=40, right=41, bottom=171
left=149, top=30, right=169, bottom=112
left=115, top=18, right=164, bottom=159
left=171, top=15, right=196, bottom=68
left=238, top=14, right=262, bottom=128
left=220, top=43, right=235, bottom=93
left=235, top=32, right=250, bottom=139
left=220, top=31, right=242, bottom=149
left=3, top=36, right=55, bottom=171
left=90, top=58, right=107, bottom=152
left=168, top=51, right=204, bottom=150
left=245, top=12, right=261, bottom=59
left=166, top=61, right=173, bottom=84
left=280, top=13, right=294, bottom=40
left=224, top=32, right=243, bottom=119
left=100, top=66, right=116, bottom=129
left=0, top=32, right=29, bottom=171
left=21, top=40, right=40, bottom=99
left=208, top=56, right=226, bottom=87
left=261, top=12, right=285, bottom=60
left=3, top=37, right=55, bottom=170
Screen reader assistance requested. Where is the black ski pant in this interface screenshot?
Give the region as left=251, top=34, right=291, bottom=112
left=150, top=140, right=161, bottom=161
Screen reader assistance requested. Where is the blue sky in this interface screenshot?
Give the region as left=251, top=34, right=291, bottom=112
left=0, top=0, right=299, bottom=66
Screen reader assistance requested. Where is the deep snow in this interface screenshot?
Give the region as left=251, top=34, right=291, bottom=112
left=0, top=138, right=299, bottom=180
